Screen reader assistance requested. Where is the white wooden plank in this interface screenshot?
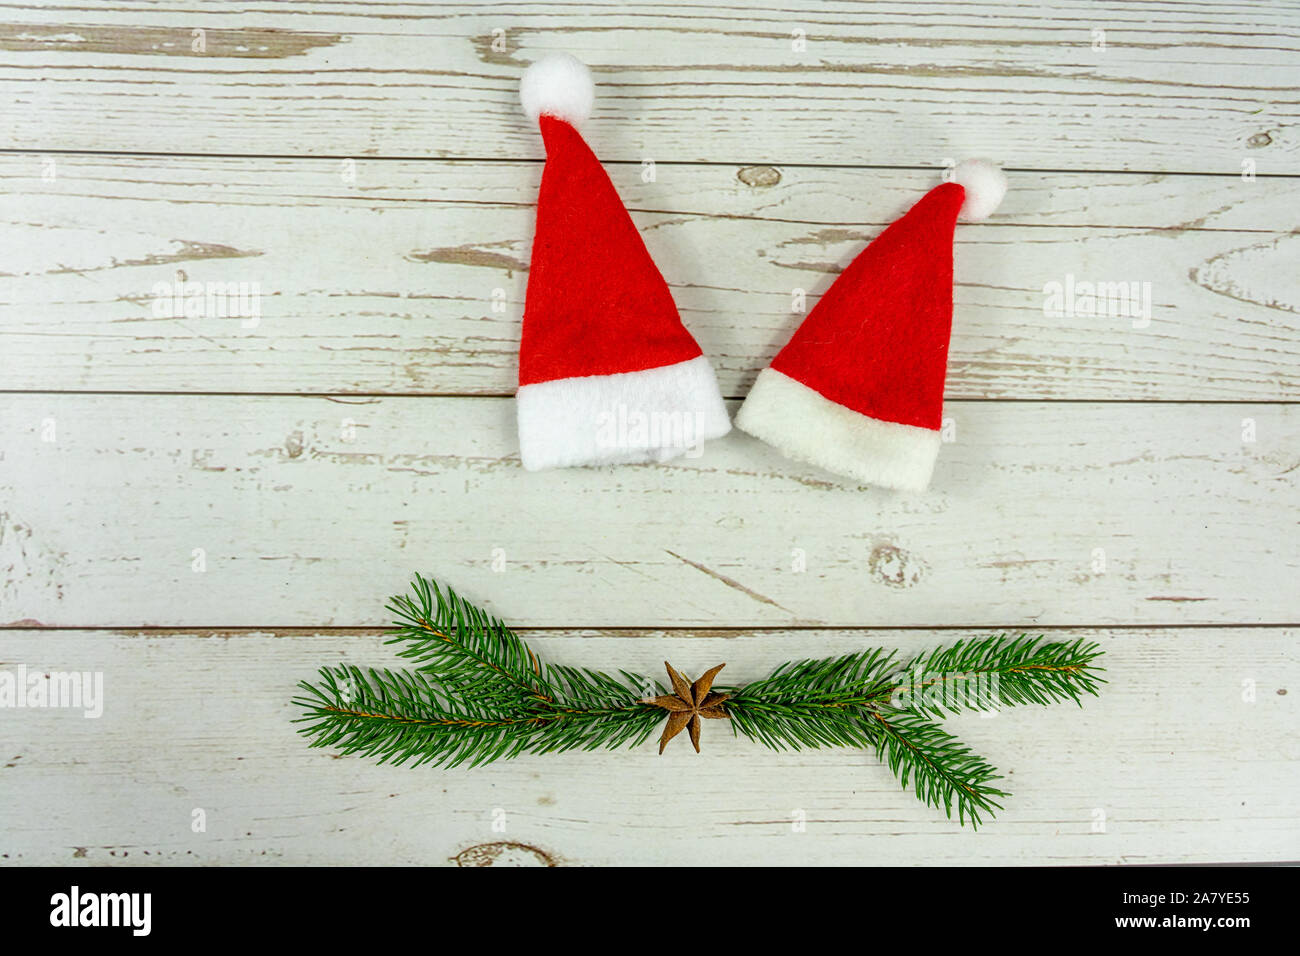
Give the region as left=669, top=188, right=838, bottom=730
left=2, top=155, right=1297, bottom=400
left=1, top=395, right=1295, bottom=628
left=2, top=1, right=1296, bottom=171
left=0, top=627, right=1294, bottom=865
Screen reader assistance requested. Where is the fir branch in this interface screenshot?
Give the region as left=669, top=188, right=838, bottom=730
left=723, top=650, right=1009, bottom=827
left=294, top=663, right=662, bottom=769
left=890, top=634, right=1106, bottom=718
left=866, top=707, right=1006, bottom=828
left=385, top=575, right=555, bottom=704
left=721, top=637, right=1101, bottom=826
left=293, top=575, right=1106, bottom=830
left=294, top=577, right=667, bottom=766
left=723, top=650, right=898, bottom=750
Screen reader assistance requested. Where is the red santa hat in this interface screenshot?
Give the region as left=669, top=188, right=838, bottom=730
left=515, top=53, right=731, bottom=471
left=735, top=161, right=1007, bottom=491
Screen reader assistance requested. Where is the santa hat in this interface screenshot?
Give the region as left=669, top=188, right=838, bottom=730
left=735, top=161, right=1007, bottom=491
left=515, top=54, right=731, bottom=471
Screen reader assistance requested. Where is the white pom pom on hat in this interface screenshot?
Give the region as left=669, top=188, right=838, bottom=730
left=952, top=159, right=1007, bottom=221
left=520, top=53, right=595, bottom=127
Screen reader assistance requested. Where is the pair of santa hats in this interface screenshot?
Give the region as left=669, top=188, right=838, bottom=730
left=516, top=54, right=1006, bottom=492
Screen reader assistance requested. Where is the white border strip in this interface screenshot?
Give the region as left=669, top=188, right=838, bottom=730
left=517, top=355, right=731, bottom=471
left=735, top=368, right=941, bottom=491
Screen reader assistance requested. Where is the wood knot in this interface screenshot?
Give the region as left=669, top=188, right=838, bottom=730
left=868, top=543, right=926, bottom=589
left=737, top=165, right=782, bottom=187
left=451, top=841, right=557, bottom=867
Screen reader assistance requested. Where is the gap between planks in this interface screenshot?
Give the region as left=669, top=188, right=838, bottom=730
left=0, top=391, right=1295, bottom=404
left=4, top=148, right=1300, bottom=180
left=2, top=622, right=1298, bottom=633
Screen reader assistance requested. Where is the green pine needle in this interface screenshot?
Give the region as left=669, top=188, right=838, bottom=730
left=295, top=577, right=664, bottom=768
left=293, top=575, right=1105, bottom=830
left=867, top=707, right=1006, bottom=828
left=893, top=634, right=1107, bottom=718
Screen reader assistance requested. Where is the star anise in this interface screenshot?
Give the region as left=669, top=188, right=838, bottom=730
left=644, top=661, right=729, bottom=753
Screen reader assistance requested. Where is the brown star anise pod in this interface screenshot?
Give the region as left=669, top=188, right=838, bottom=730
left=644, top=661, right=729, bottom=753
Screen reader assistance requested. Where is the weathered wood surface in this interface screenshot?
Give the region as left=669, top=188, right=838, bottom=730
left=2, top=2, right=1296, bottom=171
left=1, top=627, right=1294, bottom=866
left=2, top=396, right=1295, bottom=628
left=1, top=156, right=1297, bottom=399
left=2, top=0, right=1298, bottom=867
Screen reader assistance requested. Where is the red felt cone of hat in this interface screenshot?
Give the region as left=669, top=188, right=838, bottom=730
left=735, top=161, right=1007, bottom=491
left=515, top=53, right=730, bottom=471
